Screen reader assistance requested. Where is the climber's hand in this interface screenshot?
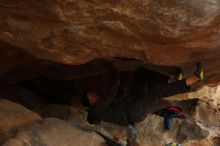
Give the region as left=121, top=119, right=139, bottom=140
left=127, top=138, right=140, bottom=146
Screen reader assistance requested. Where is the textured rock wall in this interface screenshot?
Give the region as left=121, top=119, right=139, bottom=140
left=0, top=91, right=219, bottom=146
left=0, top=1, right=220, bottom=145
left=1, top=0, right=220, bottom=85
left=0, top=42, right=34, bottom=76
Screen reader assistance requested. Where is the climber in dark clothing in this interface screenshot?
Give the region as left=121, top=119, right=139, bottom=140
left=81, top=63, right=204, bottom=126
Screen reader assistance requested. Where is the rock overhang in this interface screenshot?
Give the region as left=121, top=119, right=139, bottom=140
left=0, top=0, right=220, bottom=85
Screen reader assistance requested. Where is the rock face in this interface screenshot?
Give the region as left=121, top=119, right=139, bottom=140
left=0, top=99, right=42, bottom=144
left=0, top=89, right=220, bottom=146
left=193, top=99, right=220, bottom=128
left=1, top=0, right=220, bottom=85
left=3, top=118, right=105, bottom=146
left=0, top=1, right=220, bottom=145
left=99, top=98, right=220, bottom=146
left=0, top=42, right=33, bottom=76
left=0, top=99, right=105, bottom=146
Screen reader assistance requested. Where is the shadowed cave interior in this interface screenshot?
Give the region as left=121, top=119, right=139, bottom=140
left=10, top=58, right=180, bottom=108
left=0, top=58, right=218, bottom=146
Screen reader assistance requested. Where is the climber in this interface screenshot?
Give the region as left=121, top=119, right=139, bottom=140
left=81, top=62, right=204, bottom=126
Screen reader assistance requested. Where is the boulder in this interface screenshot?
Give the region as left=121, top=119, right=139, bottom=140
left=192, top=99, right=220, bottom=127
left=3, top=118, right=105, bottom=146
left=33, top=104, right=88, bottom=125
left=0, top=99, right=42, bottom=144
left=31, top=98, right=220, bottom=146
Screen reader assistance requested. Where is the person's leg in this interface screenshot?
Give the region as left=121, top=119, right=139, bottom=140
left=152, top=63, right=204, bottom=99
left=152, top=80, right=190, bottom=99
left=134, top=67, right=169, bottom=84
left=151, top=74, right=200, bottom=100
left=132, top=67, right=170, bottom=98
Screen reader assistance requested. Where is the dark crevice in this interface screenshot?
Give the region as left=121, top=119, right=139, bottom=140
left=0, top=58, right=181, bottom=107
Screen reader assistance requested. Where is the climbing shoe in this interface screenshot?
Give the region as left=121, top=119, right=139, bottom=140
left=176, top=68, right=183, bottom=81
left=194, top=63, right=204, bottom=81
